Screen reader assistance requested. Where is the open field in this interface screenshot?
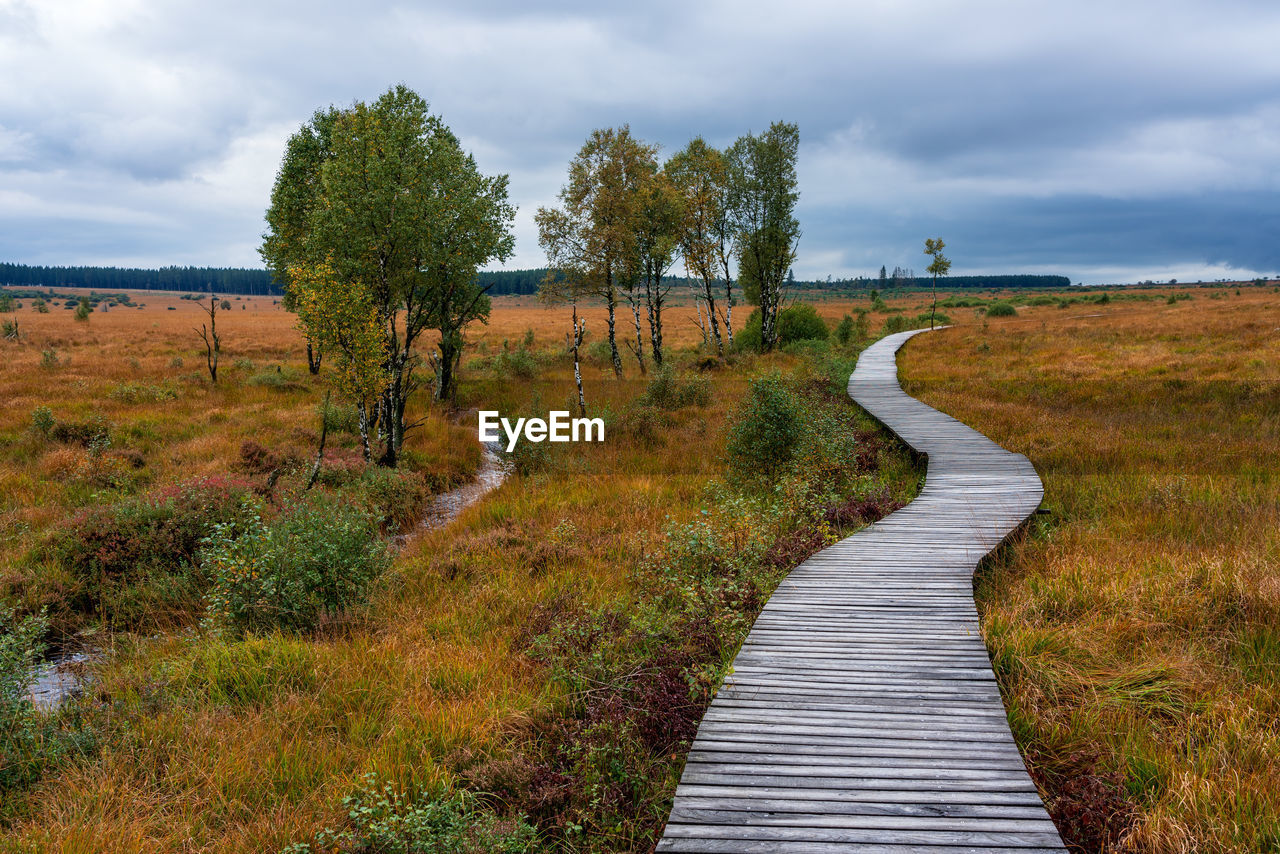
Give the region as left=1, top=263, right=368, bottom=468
left=0, top=287, right=920, bottom=852
left=3, top=282, right=1276, bottom=852
left=900, top=287, right=1280, bottom=852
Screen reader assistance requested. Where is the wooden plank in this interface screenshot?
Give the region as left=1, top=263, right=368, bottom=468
left=656, top=328, right=1065, bottom=852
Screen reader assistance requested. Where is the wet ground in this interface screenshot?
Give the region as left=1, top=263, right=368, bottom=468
left=28, top=444, right=510, bottom=709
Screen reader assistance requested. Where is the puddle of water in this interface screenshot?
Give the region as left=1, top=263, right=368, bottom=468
left=27, top=651, right=95, bottom=711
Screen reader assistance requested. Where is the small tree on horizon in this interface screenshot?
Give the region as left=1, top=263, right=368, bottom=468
left=924, top=238, right=951, bottom=329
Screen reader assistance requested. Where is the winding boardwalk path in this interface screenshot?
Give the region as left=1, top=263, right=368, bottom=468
left=656, top=328, right=1065, bottom=852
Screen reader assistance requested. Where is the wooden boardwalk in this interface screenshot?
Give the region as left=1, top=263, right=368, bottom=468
left=656, top=328, right=1065, bottom=853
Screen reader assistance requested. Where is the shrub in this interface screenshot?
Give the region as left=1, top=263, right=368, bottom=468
left=201, top=497, right=390, bottom=635
left=777, top=302, right=828, bottom=343
left=169, top=356, right=184, bottom=368
left=247, top=365, right=306, bottom=390
left=882, top=314, right=913, bottom=334
left=639, top=363, right=711, bottom=410
left=318, top=399, right=360, bottom=434
left=40, top=349, right=64, bottom=369
left=726, top=373, right=803, bottom=484
left=47, top=414, right=110, bottom=447
left=54, top=477, right=258, bottom=626
left=32, top=299, right=48, bottom=313
left=986, top=301, right=1017, bottom=317
left=735, top=304, right=828, bottom=352
left=108, top=382, right=179, bottom=404
left=73, top=297, right=91, bottom=321
left=30, top=406, right=54, bottom=436
left=834, top=314, right=854, bottom=345
left=1, top=319, right=18, bottom=340
left=0, top=293, right=14, bottom=312
left=283, top=775, right=535, bottom=854
left=344, top=465, right=430, bottom=530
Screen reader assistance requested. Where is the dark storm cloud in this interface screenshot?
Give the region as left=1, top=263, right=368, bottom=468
left=2, top=0, right=1278, bottom=282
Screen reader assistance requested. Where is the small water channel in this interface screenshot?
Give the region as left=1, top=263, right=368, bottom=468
left=27, top=443, right=510, bottom=709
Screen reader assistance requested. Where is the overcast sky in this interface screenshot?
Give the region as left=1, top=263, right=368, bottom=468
left=2, top=0, right=1278, bottom=284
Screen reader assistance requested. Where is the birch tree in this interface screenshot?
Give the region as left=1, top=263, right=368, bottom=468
left=263, top=85, right=515, bottom=467
left=728, top=122, right=800, bottom=353
left=668, top=138, right=727, bottom=355
left=634, top=162, right=683, bottom=366
left=535, top=126, right=656, bottom=378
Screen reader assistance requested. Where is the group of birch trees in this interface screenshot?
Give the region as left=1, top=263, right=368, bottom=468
left=260, top=85, right=516, bottom=467
left=536, top=121, right=800, bottom=377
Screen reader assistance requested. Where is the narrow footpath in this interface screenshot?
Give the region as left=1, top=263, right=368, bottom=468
left=657, top=328, right=1066, bottom=852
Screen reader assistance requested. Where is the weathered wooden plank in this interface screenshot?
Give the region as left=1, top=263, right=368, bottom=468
left=656, top=328, right=1064, bottom=852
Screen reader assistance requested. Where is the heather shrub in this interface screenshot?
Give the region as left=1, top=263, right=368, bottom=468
left=201, top=497, right=389, bottom=635
left=54, top=477, right=258, bottom=627
left=986, top=301, right=1017, bottom=317
left=639, top=363, right=710, bottom=410
left=343, top=465, right=430, bottom=530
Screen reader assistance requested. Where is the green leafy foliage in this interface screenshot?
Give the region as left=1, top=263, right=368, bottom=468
left=776, top=302, right=828, bottom=342
left=201, top=498, right=390, bottom=635
left=987, top=301, right=1017, bottom=317
left=53, top=478, right=258, bottom=627
left=638, top=364, right=711, bottom=410
left=726, top=373, right=803, bottom=483
left=282, top=774, right=536, bottom=854
left=1, top=606, right=96, bottom=808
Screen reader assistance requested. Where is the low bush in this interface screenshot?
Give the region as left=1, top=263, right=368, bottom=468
left=638, top=363, right=710, bottom=410
left=343, top=465, right=430, bottom=530
left=201, top=497, right=390, bottom=635
left=726, top=373, right=803, bottom=484
left=318, top=399, right=360, bottom=434
left=54, top=477, right=258, bottom=627
left=282, top=774, right=536, bottom=854
left=986, top=301, right=1017, bottom=317
left=247, top=365, right=306, bottom=390
left=108, top=382, right=179, bottom=404
left=735, top=304, right=829, bottom=352
left=777, top=302, right=828, bottom=342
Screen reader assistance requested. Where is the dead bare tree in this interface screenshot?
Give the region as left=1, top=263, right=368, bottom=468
left=196, top=295, right=221, bottom=383
left=570, top=300, right=587, bottom=416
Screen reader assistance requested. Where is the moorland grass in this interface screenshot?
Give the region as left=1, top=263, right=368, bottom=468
left=0, top=289, right=920, bottom=852
left=899, top=287, right=1280, bottom=852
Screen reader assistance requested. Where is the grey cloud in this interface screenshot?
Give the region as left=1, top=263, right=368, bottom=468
left=1, top=0, right=1278, bottom=282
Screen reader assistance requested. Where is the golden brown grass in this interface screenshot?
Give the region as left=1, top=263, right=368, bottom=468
left=898, top=286, right=1280, bottom=852
left=0, top=287, right=920, bottom=851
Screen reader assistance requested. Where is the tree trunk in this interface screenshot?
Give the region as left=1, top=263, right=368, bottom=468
left=572, top=301, right=586, bottom=416
left=605, top=286, right=622, bottom=378
left=930, top=275, right=937, bottom=329
left=645, top=273, right=664, bottom=366
left=702, top=276, right=722, bottom=356
left=629, top=294, right=646, bottom=375
left=306, top=340, right=321, bottom=375
left=723, top=277, right=734, bottom=347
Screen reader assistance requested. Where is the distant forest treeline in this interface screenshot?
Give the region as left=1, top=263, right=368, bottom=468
left=0, top=263, right=279, bottom=295
left=475, top=269, right=1073, bottom=295
left=1, top=262, right=1071, bottom=297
